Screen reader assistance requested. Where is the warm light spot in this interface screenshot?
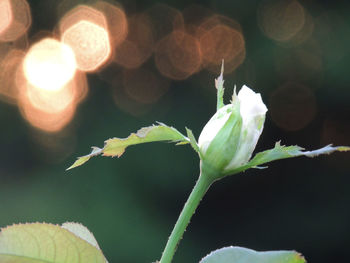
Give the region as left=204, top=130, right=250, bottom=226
left=258, top=0, right=305, bottom=42
left=269, top=82, right=317, bottom=131
left=114, top=13, right=154, bottom=69
left=19, top=96, right=76, bottom=133
left=62, top=20, right=110, bottom=72
left=25, top=81, right=75, bottom=114
left=0, top=0, right=12, bottom=35
left=73, top=71, right=89, bottom=104
left=60, top=5, right=111, bottom=72
left=16, top=52, right=87, bottom=132
left=0, top=48, right=25, bottom=104
left=59, top=5, right=107, bottom=34
left=198, top=24, right=245, bottom=74
left=23, top=38, right=77, bottom=92
left=93, top=1, right=128, bottom=49
left=0, top=0, right=31, bottom=42
left=155, top=30, right=202, bottom=80
left=122, top=68, right=169, bottom=104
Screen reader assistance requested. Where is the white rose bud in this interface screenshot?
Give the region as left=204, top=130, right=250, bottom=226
left=198, top=85, right=267, bottom=177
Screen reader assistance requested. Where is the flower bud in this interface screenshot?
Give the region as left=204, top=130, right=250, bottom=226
left=199, top=85, right=267, bottom=176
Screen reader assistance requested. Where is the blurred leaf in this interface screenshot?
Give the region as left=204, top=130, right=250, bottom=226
left=225, top=142, right=350, bottom=176
left=0, top=222, right=107, bottom=263
left=200, top=246, right=306, bottom=263
left=68, top=123, right=189, bottom=170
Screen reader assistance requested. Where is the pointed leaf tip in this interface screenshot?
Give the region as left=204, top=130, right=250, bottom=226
left=67, top=147, right=102, bottom=170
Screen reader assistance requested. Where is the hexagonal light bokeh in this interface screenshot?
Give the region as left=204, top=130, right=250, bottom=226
left=62, top=20, right=110, bottom=72
left=59, top=5, right=111, bottom=72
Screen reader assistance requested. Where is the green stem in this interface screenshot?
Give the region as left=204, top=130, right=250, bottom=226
left=159, top=171, right=213, bottom=263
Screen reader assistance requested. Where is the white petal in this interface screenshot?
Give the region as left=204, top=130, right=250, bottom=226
left=238, top=85, right=267, bottom=126
left=198, top=104, right=232, bottom=153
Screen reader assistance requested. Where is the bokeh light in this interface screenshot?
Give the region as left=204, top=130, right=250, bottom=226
left=15, top=36, right=88, bottom=132
left=122, top=67, right=169, bottom=104
left=197, top=15, right=245, bottom=74
left=114, top=13, right=154, bottom=69
left=258, top=0, right=305, bottom=42
left=60, top=5, right=111, bottom=72
left=23, top=38, right=76, bottom=92
left=16, top=66, right=83, bottom=133
left=0, top=0, right=11, bottom=35
left=155, top=30, right=202, bottom=80
left=94, top=1, right=128, bottom=50
left=0, top=48, right=25, bottom=104
left=0, top=0, right=31, bottom=42
left=19, top=95, right=76, bottom=133
left=269, top=82, right=317, bottom=131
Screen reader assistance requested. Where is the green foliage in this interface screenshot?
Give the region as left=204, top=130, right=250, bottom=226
left=200, top=246, right=306, bottom=263
left=67, top=123, right=189, bottom=170
left=224, top=142, right=350, bottom=176
left=0, top=222, right=107, bottom=263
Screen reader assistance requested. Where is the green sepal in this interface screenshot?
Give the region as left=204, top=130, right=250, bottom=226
left=67, top=123, right=189, bottom=170
left=224, top=142, right=350, bottom=176
left=200, top=246, right=306, bottom=263
left=185, top=127, right=200, bottom=154
left=203, top=101, right=242, bottom=175
left=216, top=60, right=225, bottom=111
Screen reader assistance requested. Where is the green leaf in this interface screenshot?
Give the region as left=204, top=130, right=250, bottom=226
left=200, top=246, right=306, bottom=263
left=67, top=146, right=102, bottom=170
left=216, top=60, right=225, bottom=111
left=67, top=123, right=189, bottom=170
left=0, top=222, right=107, bottom=263
left=224, top=142, right=350, bottom=176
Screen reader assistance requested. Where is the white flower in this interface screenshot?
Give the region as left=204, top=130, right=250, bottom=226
left=198, top=85, right=267, bottom=174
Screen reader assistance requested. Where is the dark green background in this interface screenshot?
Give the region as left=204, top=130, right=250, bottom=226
left=1, top=0, right=350, bottom=262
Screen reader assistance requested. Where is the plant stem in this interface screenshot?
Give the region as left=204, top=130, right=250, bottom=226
left=159, top=171, right=213, bottom=263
